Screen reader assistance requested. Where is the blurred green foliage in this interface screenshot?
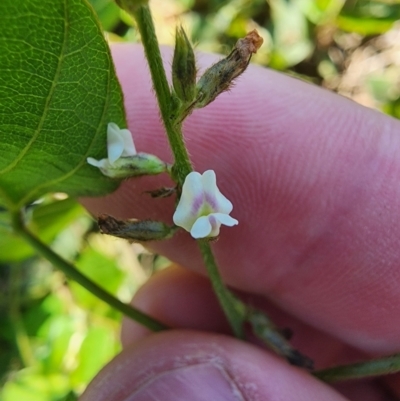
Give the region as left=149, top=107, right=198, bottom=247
left=0, top=197, right=146, bottom=400
left=2, top=0, right=400, bottom=399
left=89, top=0, right=400, bottom=114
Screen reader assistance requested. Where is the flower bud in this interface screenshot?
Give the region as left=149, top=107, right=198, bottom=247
left=87, top=123, right=169, bottom=179
left=88, top=152, right=168, bottom=179
left=172, top=27, right=197, bottom=104
left=98, top=215, right=177, bottom=242
left=194, top=30, right=263, bottom=109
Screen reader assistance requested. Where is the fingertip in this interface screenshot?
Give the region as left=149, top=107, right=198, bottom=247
left=121, top=265, right=229, bottom=347
left=81, top=331, right=349, bottom=401
left=87, top=43, right=400, bottom=355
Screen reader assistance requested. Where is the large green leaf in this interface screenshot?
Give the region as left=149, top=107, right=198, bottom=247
left=0, top=0, right=125, bottom=211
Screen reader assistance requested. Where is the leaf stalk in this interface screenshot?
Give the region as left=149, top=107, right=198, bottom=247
left=314, top=353, right=400, bottom=382
left=198, top=240, right=246, bottom=338
left=11, top=210, right=168, bottom=332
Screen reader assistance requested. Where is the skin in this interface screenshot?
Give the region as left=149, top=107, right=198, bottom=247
left=81, top=44, right=400, bottom=400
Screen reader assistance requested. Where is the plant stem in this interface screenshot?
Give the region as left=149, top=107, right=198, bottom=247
left=133, top=5, right=192, bottom=183
left=11, top=210, right=168, bottom=332
left=248, top=309, right=313, bottom=369
left=131, top=4, right=246, bottom=338
left=314, top=354, right=400, bottom=382
left=9, top=264, right=36, bottom=367
left=198, top=240, right=246, bottom=338
left=121, top=4, right=400, bottom=377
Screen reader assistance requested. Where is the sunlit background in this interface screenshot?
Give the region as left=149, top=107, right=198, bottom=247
left=1, top=1, right=400, bottom=400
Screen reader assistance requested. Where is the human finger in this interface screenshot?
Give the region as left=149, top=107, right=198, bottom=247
left=84, top=44, right=400, bottom=355
left=80, top=330, right=351, bottom=401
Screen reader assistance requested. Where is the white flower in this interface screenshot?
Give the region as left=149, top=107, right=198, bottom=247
left=173, top=170, right=238, bottom=239
left=87, top=122, right=136, bottom=169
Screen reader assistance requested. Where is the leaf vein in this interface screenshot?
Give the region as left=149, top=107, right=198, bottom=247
left=0, top=0, right=69, bottom=176
left=16, top=0, right=113, bottom=208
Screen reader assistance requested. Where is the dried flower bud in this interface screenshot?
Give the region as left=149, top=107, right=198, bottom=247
left=145, top=187, right=176, bottom=198
left=194, top=30, right=263, bottom=109
left=87, top=123, right=168, bottom=179
left=98, top=215, right=177, bottom=242
left=88, top=152, right=167, bottom=179
left=172, top=27, right=197, bottom=103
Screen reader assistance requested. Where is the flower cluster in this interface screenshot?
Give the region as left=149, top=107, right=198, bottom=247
left=89, top=124, right=238, bottom=239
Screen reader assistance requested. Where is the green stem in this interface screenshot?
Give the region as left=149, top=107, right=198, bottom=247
left=248, top=309, right=313, bottom=369
left=314, top=353, right=400, bottom=382
left=133, top=6, right=192, bottom=183
left=130, top=3, right=246, bottom=339
left=198, top=240, right=246, bottom=338
left=11, top=210, right=167, bottom=332
left=9, top=264, right=36, bottom=367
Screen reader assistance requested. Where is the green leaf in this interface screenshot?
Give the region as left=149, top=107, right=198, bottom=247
left=0, top=0, right=126, bottom=211
left=1, top=371, right=70, bottom=401
left=70, top=247, right=124, bottom=314
left=269, top=0, right=313, bottom=69
left=71, top=326, right=118, bottom=386
left=88, top=0, right=122, bottom=31
left=383, top=98, right=400, bottom=120
left=336, top=15, right=395, bottom=35
left=38, top=315, right=76, bottom=372
left=0, top=198, right=87, bottom=262
left=337, top=0, right=400, bottom=35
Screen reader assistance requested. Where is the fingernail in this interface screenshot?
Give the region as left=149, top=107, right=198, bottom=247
left=127, top=363, right=244, bottom=401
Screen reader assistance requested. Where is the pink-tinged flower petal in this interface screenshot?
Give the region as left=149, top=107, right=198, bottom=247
left=213, top=213, right=239, bottom=227
left=107, top=123, right=125, bottom=164
left=181, top=171, right=203, bottom=208
left=120, top=128, right=137, bottom=157
left=173, top=203, right=196, bottom=232
left=87, top=157, right=109, bottom=169
left=107, top=123, right=136, bottom=164
left=173, top=172, right=204, bottom=230
left=190, top=216, right=212, bottom=238
left=174, top=170, right=238, bottom=239
left=202, top=170, right=233, bottom=214
left=207, top=213, right=239, bottom=237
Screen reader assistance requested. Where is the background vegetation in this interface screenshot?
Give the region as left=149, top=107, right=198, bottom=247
left=1, top=0, right=400, bottom=399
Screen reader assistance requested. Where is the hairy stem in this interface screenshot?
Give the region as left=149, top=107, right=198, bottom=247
left=133, top=5, right=192, bottom=183
left=11, top=210, right=167, bottom=332
left=198, top=240, right=246, bottom=338
left=314, top=354, right=400, bottom=382
left=123, top=4, right=400, bottom=377
left=131, top=4, right=246, bottom=338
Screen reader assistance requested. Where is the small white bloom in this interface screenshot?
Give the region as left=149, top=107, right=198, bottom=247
left=173, top=170, right=238, bottom=239
left=87, top=122, right=136, bottom=169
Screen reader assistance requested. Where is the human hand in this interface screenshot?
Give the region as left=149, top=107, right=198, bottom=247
left=80, top=44, right=400, bottom=400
